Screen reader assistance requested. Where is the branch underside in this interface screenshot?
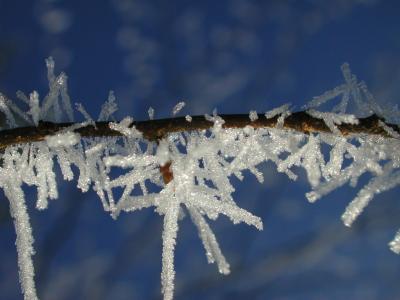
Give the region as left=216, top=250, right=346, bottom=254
left=0, top=112, right=398, bottom=150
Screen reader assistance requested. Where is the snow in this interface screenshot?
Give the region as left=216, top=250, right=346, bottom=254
left=0, top=59, right=399, bottom=300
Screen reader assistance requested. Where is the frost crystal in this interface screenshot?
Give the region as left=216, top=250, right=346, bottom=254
left=249, top=110, right=258, bottom=121
left=390, top=230, right=400, bottom=254
left=307, top=109, right=358, bottom=134
left=172, top=101, right=185, bottom=116
left=379, top=120, right=400, bottom=139
left=0, top=93, right=17, bottom=127
left=46, top=131, right=81, bottom=148
left=265, top=103, right=291, bottom=128
left=28, top=91, right=40, bottom=126
left=265, top=103, right=290, bottom=119
left=75, top=103, right=93, bottom=122
left=3, top=181, right=37, bottom=300
left=0, top=59, right=399, bottom=300
left=98, top=91, right=118, bottom=121
left=148, top=106, right=155, bottom=120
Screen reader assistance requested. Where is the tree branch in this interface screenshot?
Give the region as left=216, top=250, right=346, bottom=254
left=0, top=112, right=398, bottom=150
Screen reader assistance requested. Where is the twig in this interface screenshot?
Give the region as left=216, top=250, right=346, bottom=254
left=0, top=112, right=398, bottom=150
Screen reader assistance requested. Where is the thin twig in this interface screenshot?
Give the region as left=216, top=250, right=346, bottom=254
left=0, top=112, right=398, bottom=150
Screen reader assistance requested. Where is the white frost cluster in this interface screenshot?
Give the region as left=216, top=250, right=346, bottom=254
left=0, top=59, right=399, bottom=300
left=304, top=62, right=400, bottom=123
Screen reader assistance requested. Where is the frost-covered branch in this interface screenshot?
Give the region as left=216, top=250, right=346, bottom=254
left=1, top=58, right=400, bottom=300
left=0, top=112, right=398, bottom=150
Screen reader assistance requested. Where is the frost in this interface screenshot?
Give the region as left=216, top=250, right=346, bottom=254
left=41, top=58, right=74, bottom=122
left=265, top=103, right=291, bottom=128
left=3, top=182, right=37, bottom=300
left=0, top=57, right=76, bottom=128
left=379, top=120, right=400, bottom=139
left=98, top=91, right=118, bottom=121
left=148, top=106, right=155, bottom=120
left=28, top=91, right=40, bottom=126
left=75, top=103, right=93, bottom=122
left=265, top=103, right=290, bottom=119
left=172, top=101, right=185, bottom=116
left=188, top=206, right=230, bottom=274
left=0, top=59, right=400, bottom=300
left=46, top=131, right=81, bottom=148
left=341, top=164, right=400, bottom=227
left=0, top=93, right=17, bottom=127
left=106, top=128, right=264, bottom=298
left=304, top=63, right=400, bottom=123
left=0, top=93, right=31, bottom=126
left=58, top=73, right=74, bottom=122
left=249, top=110, right=258, bottom=121
left=109, top=117, right=142, bottom=138
left=307, top=109, right=358, bottom=134
left=16, top=90, right=30, bottom=104
left=390, top=230, right=400, bottom=254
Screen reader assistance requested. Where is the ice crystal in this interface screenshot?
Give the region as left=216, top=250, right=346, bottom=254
left=75, top=103, right=93, bottom=122
left=249, top=110, right=258, bottom=121
left=148, top=106, right=155, bottom=120
left=306, top=109, right=358, bottom=134
left=0, top=58, right=399, bottom=300
left=172, top=101, right=185, bottom=116
left=98, top=91, right=118, bottom=121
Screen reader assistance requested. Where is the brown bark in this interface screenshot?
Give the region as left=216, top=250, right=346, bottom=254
left=0, top=112, right=398, bottom=150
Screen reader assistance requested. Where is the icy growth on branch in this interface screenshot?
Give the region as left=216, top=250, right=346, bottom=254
left=75, top=103, right=93, bottom=123
left=249, top=110, right=258, bottom=121
left=3, top=180, right=37, bottom=300
left=390, top=230, right=400, bottom=254
left=0, top=59, right=399, bottom=300
left=148, top=106, right=155, bottom=120
left=28, top=91, right=40, bottom=126
left=264, top=103, right=290, bottom=119
left=0, top=93, right=17, bottom=127
left=172, top=101, right=185, bottom=116
left=379, top=120, right=400, bottom=139
left=265, top=103, right=291, bottom=128
left=46, top=131, right=81, bottom=148
left=307, top=109, right=358, bottom=134
left=98, top=91, right=118, bottom=121
left=0, top=57, right=75, bottom=130
left=304, top=62, right=400, bottom=123
left=41, top=57, right=74, bottom=123
left=109, top=117, right=142, bottom=138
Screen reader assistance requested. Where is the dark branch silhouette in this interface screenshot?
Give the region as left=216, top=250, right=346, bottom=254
left=0, top=112, right=398, bottom=150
